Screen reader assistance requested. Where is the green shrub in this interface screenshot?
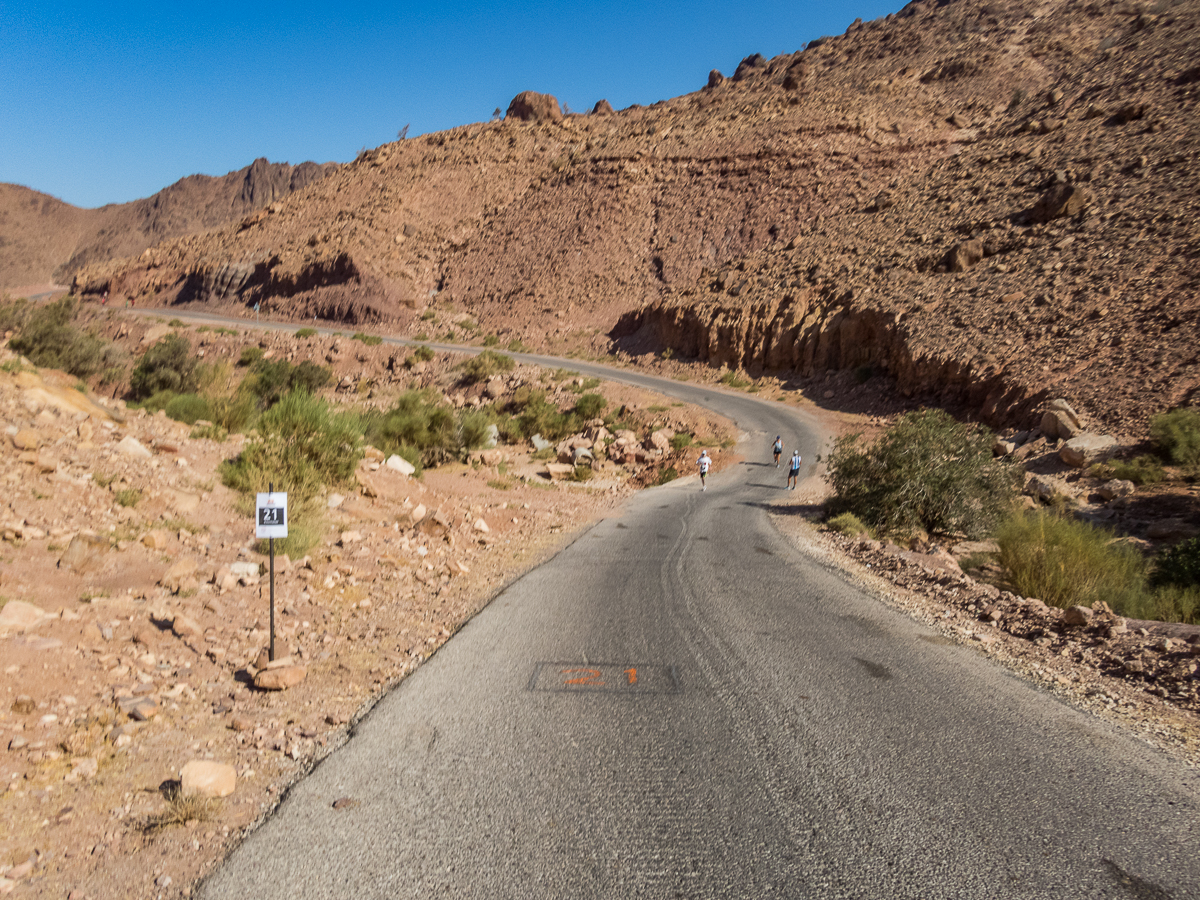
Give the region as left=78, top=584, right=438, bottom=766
left=220, top=390, right=362, bottom=504
left=238, top=346, right=265, bottom=367
left=507, top=339, right=529, bottom=353
left=130, top=334, right=198, bottom=399
left=996, top=511, right=1146, bottom=610
left=164, top=393, right=210, bottom=425
left=670, top=433, right=694, bottom=451
left=358, top=389, right=485, bottom=468
left=205, top=394, right=257, bottom=433
left=482, top=334, right=499, bottom=347
left=242, top=358, right=331, bottom=409
left=574, top=393, right=607, bottom=419
left=827, top=512, right=870, bottom=537
left=655, top=466, right=679, bottom=485
left=827, top=409, right=1020, bottom=539
left=1150, top=408, right=1200, bottom=471
left=459, top=410, right=492, bottom=451
left=572, top=464, right=594, bottom=482
left=412, top=345, right=435, bottom=363
left=169, top=318, right=186, bottom=328
left=719, top=370, right=752, bottom=389
left=509, top=389, right=573, bottom=441
left=138, top=389, right=177, bottom=413
left=7, top=297, right=118, bottom=378
left=353, top=332, right=382, bottom=346
left=1152, top=537, right=1200, bottom=589
left=190, top=423, right=228, bottom=442
left=115, top=488, right=142, bottom=508
left=459, top=350, right=514, bottom=384
left=1122, top=584, right=1200, bottom=625
left=420, top=309, right=436, bottom=321
left=295, top=327, right=317, bottom=339
left=1089, top=454, right=1165, bottom=486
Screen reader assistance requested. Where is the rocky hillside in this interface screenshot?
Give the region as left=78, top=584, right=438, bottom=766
left=0, top=158, right=337, bottom=290
left=59, top=0, right=1200, bottom=437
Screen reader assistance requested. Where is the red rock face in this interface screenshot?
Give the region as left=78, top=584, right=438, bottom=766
left=36, top=0, right=1200, bottom=437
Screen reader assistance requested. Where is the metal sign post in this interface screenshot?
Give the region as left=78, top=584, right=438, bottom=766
left=255, top=485, right=288, bottom=663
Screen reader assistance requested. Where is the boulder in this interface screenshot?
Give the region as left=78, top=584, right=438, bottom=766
left=1040, top=410, right=1079, bottom=440
left=141, top=529, right=172, bottom=550
left=180, top=760, right=237, bottom=798
left=530, top=434, right=552, bottom=452
left=167, top=490, right=201, bottom=514
left=254, top=664, right=307, bottom=691
left=591, top=99, right=614, bottom=115
left=229, top=561, right=261, bottom=579
left=1059, top=434, right=1118, bottom=468
left=706, top=69, right=726, bottom=89
left=1030, top=183, right=1091, bottom=223
left=506, top=91, right=562, bottom=123
left=385, top=454, right=416, bottom=475
left=1097, top=479, right=1135, bottom=501
left=545, top=462, right=575, bottom=481
left=0, top=600, right=48, bottom=634
left=1063, top=605, right=1094, bottom=626
left=415, top=510, right=451, bottom=538
left=171, top=614, right=203, bottom=639
left=408, top=503, right=428, bottom=525
left=115, top=435, right=153, bottom=459
left=473, top=518, right=490, bottom=534
left=59, top=533, right=110, bottom=573
left=944, top=239, right=984, bottom=272
left=11, top=429, right=40, bottom=451
left=649, top=429, right=675, bottom=452
left=160, top=558, right=199, bottom=593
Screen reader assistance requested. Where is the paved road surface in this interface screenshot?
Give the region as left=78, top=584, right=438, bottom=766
left=147, top=313, right=1199, bottom=898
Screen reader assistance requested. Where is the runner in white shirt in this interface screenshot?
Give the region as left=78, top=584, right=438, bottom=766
left=697, top=450, right=711, bottom=491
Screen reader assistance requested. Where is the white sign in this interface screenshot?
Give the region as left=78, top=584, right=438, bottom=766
left=255, top=492, right=288, bottom=539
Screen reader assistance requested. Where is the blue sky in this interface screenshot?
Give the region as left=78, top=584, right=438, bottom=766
left=1, top=1, right=904, bottom=209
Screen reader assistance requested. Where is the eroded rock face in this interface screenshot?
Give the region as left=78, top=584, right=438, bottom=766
left=506, top=91, right=563, bottom=123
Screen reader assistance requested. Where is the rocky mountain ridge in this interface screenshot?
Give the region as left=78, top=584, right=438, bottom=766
left=41, top=0, right=1200, bottom=437
left=0, top=158, right=337, bottom=290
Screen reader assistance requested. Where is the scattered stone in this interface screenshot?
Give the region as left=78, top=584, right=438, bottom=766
left=180, top=760, right=237, bottom=798
left=11, top=694, right=36, bottom=714
left=59, top=533, right=110, bottom=573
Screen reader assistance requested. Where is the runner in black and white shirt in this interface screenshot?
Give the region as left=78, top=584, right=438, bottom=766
left=787, top=450, right=802, bottom=490
left=697, top=450, right=711, bottom=491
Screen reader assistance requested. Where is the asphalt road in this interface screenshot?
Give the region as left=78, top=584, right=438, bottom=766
left=148, top=313, right=1200, bottom=899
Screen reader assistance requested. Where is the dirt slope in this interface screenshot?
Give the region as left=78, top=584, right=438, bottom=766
left=0, top=159, right=338, bottom=290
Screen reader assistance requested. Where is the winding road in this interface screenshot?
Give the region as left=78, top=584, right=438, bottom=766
left=146, top=313, right=1199, bottom=899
